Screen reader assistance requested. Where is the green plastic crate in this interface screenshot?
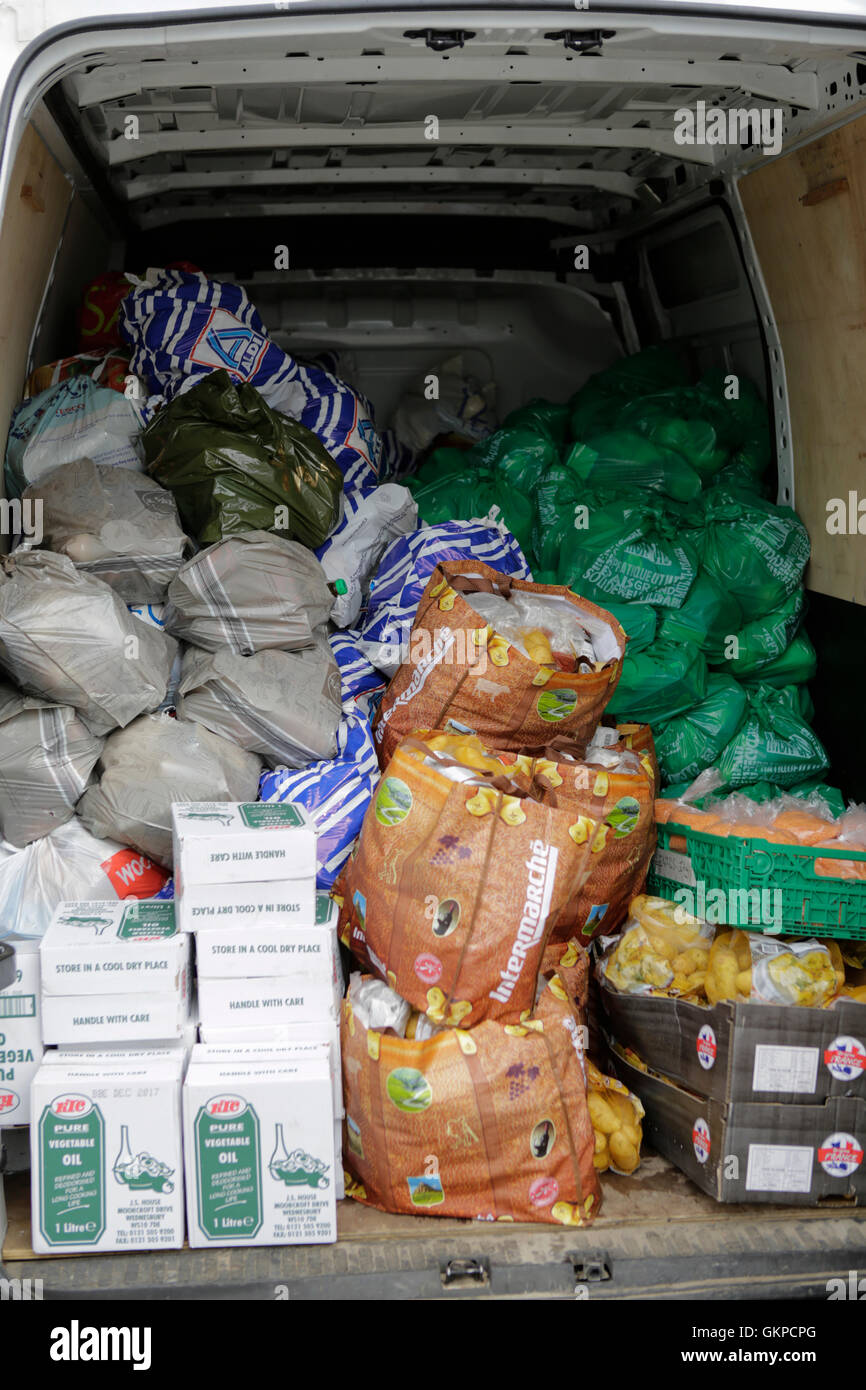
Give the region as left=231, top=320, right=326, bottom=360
left=647, top=821, right=866, bottom=939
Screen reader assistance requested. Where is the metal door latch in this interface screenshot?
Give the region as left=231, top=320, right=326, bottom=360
left=571, top=1255, right=612, bottom=1283
left=440, top=1256, right=490, bottom=1288
left=545, top=29, right=615, bottom=54
left=405, top=29, right=475, bottom=52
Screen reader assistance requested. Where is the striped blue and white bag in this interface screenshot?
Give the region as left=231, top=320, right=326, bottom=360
left=120, top=269, right=382, bottom=488
left=258, top=699, right=379, bottom=890
left=327, top=630, right=386, bottom=701
left=357, top=520, right=531, bottom=675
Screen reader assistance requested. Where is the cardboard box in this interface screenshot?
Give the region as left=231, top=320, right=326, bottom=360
left=172, top=801, right=317, bottom=888
left=599, top=976, right=866, bottom=1105
left=196, top=922, right=337, bottom=982
left=198, top=1019, right=343, bottom=1117
left=610, top=1044, right=866, bottom=1206
left=41, top=971, right=190, bottom=1046
left=0, top=938, right=43, bottom=1126
left=30, top=1054, right=185, bottom=1253
left=41, top=900, right=187, bottom=997
left=197, top=973, right=339, bottom=1030
left=183, top=1055, right=336, bottom=1246
left=175, top=878, right=317, bottom=934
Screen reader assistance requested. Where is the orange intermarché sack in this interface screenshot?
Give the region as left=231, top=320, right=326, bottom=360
left=337, top=738, right=604, bottom=1027
left=412, top=729, right=656, bottom=943
left=372, top=560, right=626, bottom=768
left=341, top=972, right=601, bottom=1225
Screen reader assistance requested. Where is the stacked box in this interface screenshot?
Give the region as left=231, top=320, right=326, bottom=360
left=29, top=1051, right=185, bottom=1253
left=39, top=900, right=190, bottom=1046
left=0, top=938, right=44, bottom=1126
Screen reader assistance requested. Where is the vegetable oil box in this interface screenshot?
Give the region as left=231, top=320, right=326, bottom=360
left=199, top=1019, right=343, bottom=1117
left=172, top=801, right=317, bottom=933
left=29, top=1053, right=185, bottom=1253
left=183, top=1053, right=336, bottom=1246
left=39, top=900, right=191, bottom=1046
left=0, top=937, right=43, bottom=1126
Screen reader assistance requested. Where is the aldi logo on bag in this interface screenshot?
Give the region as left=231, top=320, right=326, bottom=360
left=190, top=309, right=269, bottom=381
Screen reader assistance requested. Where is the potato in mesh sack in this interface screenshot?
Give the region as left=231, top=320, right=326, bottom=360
left=586, top=1059, right=644, bottom=1176
left=372, top=560, right=625, bottom=767
left=336, top=736, right=605, bottom=1029
left=411, top=728, right=655, bottom=943
left=600, top=895, right=713, bottom=998
left=341, top=971, right=601, bottom=1225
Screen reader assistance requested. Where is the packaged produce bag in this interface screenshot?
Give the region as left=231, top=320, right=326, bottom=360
left=121, top=268, right=383, bottom=486
left=586, top=1059, right=644, bottom=1176
left=315, top=483, right=417, bottom=628
left=142, top=370, right=344, bottom=548
left=0, top=550, right=177, bottom=736
left=341, top=973, right=601, bottom=1225
left=176, top=639, right=342, bottom=770
left=600, top=895, right=713, bottom=998
left=701, top=488, right=810, bottom=622
left=259, top=700, right=379, bottom=890
left=655, top=673, right=748, bottom=786
left=372, top=560, right=624, bottom=765
left=557, top=496, right=699, bottom=608
left=359, top=520, right=530, bottom=677
left=605, top=638, right=707, bottom=724
left=711, top=590, right=804, bottom=679
left=163, top=530, right=333, bottom=655
left=413, top=728, right=655, bottom=942
left=5, top=376, right=143, bottom=499
left=77, top=712, right=262, bottom=866
left=716, top=683, right=829, bottom=788
left=338, top=739, right=604, bottom=1027
left=657, top=569, right=743, bottom=659
left=0, top=817, right=168, bottom=939
left=706, top=931, right=837, bottom=1008
left=0, top=686, right=104, bottom=847
left=23, top=459, right=190, bottom=603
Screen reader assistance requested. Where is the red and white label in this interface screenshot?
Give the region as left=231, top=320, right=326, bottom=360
left=696, top=1025, right=717, bottom=1071
left=824, top=1036, right=866, bottom=1083
left=692, top=1117, right=711, bottom=1164
left=101, top=849, right=169, bottom=900
left=0, top=1090, right=19, bottom=1116
left=414, top=953, right=443, bottom=986
left=528, top=1176, right=559, bottom=1208
left=206, top=1095, right=246, bottom=1118
left=51, top=1093, right=93, bottom=1118
left=818, top=1132, right=863, bottom=1177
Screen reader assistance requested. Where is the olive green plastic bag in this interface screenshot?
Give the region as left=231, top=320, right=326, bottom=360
left=606, top=638, right=708, bottom=723
left=142, top=369, right=344, bottom=548
left=716, top=683, right=829, bottom=789
left=559, top=497, right=699, bottom=608
left=658, top=568, right=743, bottom=659
left=563, top=432, right=702, bottom=502
left=655, top=673, right=748, bottom=786
left=711, top=590, right=804, bottom=679
left=701, top=488, right=810, bottom=622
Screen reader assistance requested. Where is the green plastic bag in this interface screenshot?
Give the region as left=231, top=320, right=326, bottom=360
left=655, top=673, right=748, bottom=786
left=616, top=392, right=727, bottom=482
left=602, top=601, right=657, bottom=654
left=411, top=470, right=535, bottom=557
left=740, top=631, right=816, bottom=688
left=693, top=370, right=772, bottom=470
left=606, top=638, right=708, bottom=723
left=568, top=345, right=689, bottom=440
left=701, top=488, right=810, bottom=622
left=798, top=684, right=815, bottom=723
left=716, top=683, right=829, bottom=789
left=789, top=779, right=846, bottom=818
left=711, top=590, right=804, bottom=679
left=142, top=369, right=344, bottom=548
left=531, top=462, right=584, bottom=574
left=502, top=400, right=569, bottom=448
left=468, top=426, right=558, bottom=493
left=563, top=431, right=702, bottom=502
left=559, top=497, right=699, bottom=608
left=408, top=446, right=473, bottom=490
left=658, top=568, right=743, bottom=659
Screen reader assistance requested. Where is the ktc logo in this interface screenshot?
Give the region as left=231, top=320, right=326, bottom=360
left=206, top=1096, right=245, bottom=1117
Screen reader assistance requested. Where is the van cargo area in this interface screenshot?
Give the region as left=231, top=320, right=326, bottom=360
left=2, top=2, right=866, bottom=1304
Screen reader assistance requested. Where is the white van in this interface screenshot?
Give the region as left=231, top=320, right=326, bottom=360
left=1, top=0, right=865, bottom=1298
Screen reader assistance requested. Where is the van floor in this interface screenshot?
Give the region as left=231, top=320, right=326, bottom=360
left=5, top=1158, right=865, bottom=1300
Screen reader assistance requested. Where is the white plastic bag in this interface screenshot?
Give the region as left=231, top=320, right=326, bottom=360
left=315, top=484, right=418, bottom=628
left=5, top=376, right=143, bottom=498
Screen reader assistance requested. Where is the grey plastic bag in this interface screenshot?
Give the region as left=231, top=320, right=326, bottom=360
left=0, top=685, right=104, bottom=847
left=77, top=711, right=262, bottom=866
left=23, top=458, right=191, bottom=602
left=163, top=530, right=332, bottom=654
left=176, top=637, right=342, bottom=770
left=0, top=550, right=177, bottom=736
